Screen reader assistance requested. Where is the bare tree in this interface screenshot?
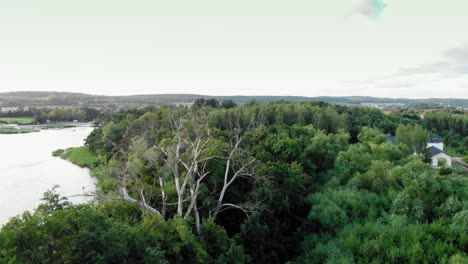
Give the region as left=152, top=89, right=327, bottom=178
left=90, top=107, right=259, bottom=234
left=210, top=132, right=257, bottom=220
left=157, top=108, right=217, bottom=219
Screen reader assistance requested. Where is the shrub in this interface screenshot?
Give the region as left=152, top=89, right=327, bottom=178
left=439, top=167, right=453, bottom=175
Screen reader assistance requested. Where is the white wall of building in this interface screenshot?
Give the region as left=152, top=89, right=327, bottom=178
left=431, top=153, right=452, bottom=167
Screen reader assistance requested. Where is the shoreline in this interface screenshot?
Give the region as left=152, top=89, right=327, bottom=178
left=0, top=122, right=94, bottom=134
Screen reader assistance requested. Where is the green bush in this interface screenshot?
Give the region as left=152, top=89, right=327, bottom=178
left=439, top=167, right=453, bottom=175
left=52, top=149, right=65, bottom=157
left=0, top=191, right=248, bottom=264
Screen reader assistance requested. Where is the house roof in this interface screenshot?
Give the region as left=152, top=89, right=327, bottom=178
left=427, top=146, right=451, bottom=157
left=428, top=137, right=443, bottom=143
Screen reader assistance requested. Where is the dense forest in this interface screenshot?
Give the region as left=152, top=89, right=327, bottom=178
left=0, top=101, right=466, bottom=263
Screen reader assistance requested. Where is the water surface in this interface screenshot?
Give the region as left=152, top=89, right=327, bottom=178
left=0, top=126, right=96, bottom=225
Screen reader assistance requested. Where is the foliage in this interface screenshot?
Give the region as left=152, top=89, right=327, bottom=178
left=0, top=190, right=246, bottom=263
left=1, top=101, right=467, bottom=263
left=395, top=124, right=430, bottom=154
left=35, top=107, right=100, bottom=123
left=439, top=166, right=453, bottom=175
left=422, top=110, right=468, bottom=155
left=52, top=149, right=65, bottom=157
left=193, top=98, right=221, bottom=109
left=221, top=100, right=237, bottom=109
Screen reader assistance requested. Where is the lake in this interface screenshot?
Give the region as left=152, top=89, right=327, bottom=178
left=0, top=126, right=96, bottom=225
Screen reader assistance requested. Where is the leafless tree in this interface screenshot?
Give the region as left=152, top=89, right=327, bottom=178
left=89, top=107, right=259, bottom=234
left=210, top=131, right=257, bottom=221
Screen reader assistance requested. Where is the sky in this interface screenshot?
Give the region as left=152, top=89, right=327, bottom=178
left=0, top=0, right=467, bottom=98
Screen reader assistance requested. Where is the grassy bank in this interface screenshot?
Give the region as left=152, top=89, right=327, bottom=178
left=53, top=146, right=98, bottom=168
left=0, top=128, right=38, bottom=134
left=53, top=146, right=118, bottom=193
left=0, top=117, right=35, bottom=124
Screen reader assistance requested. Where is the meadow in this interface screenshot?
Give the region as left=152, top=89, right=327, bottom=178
left=54, top=146, right=98, bottom=168
left=0, top=117, right=35, bottom=125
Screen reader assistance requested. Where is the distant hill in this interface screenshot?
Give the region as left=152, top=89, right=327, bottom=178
left=0, top=91, right=466, bottom=109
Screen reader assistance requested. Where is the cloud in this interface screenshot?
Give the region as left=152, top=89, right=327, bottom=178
left=444, top=46, right=468, bottom=62
left=349, top=45, right=468, bottom=96
left=399, top=45, right=468, bottom=76
left=357, top=0, right=387, bottom=18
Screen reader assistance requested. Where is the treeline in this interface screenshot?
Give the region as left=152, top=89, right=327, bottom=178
left=34, top=107, right=100, bottom=123
left=0, top=107, right=100, bottom=123
left=0, top=101, right=466, bottom=263
left=423, top=110, right=467, bottom=136
left=423, top=110, right=468, bottom=155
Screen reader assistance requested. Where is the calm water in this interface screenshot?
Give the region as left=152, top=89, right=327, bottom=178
left=0, top=126, right=96, bottom=225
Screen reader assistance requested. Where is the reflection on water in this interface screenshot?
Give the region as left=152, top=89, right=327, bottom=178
left=0, top=127, right=96, bottom=225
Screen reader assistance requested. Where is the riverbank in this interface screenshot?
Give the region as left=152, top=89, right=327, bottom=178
left=0, top=126, right=96, bottom=225
left=0, top=128, right=39, bottom=134
left=53, top=146, right=119, bottom=194
left=53, top=146, right=98, bottom=168
left=0, top=122, right=94, bottom=134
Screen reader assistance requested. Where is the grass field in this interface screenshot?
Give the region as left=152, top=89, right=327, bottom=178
left=0, top=117, right=35, bottom=124
left=56, top=146, right=98, bottom=168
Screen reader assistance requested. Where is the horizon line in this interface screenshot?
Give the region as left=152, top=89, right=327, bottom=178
left=1, top=90, right=467, bottom=100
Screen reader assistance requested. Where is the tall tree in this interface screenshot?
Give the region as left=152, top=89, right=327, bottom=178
left=395, top=124, right=429, bottom=154
left=94, top=108, right=258, bottom=234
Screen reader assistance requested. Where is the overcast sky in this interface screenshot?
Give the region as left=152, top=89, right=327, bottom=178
left=0, top=0, right=467, bottom=98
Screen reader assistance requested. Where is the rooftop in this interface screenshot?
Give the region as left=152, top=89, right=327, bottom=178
left=428, top=137, right=443, bottom=143
left=427, top=146, right=451, bottom=157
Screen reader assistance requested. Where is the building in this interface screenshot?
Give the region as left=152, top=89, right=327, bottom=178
left=387, top=135, right=452, bottom=168
left=428, top=146, right=452, bottom=168
left=427, top=137, right=444, bottom=151
left=425, top=137, right=452, bottom=168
